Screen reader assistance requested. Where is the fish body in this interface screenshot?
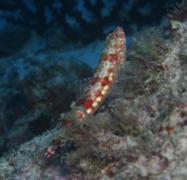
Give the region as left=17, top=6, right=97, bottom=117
left=45, top=27, right=126, bottom=159
left=64, top=27, right=126, bottom=123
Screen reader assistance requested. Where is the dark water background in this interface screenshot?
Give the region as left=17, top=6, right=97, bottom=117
left=0, top=0, right=182, bottom=46
left=0, top=0, right=182, bottom=156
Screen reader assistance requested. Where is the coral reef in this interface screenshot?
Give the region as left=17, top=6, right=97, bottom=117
left=0, top=17, right=187, bottom=180
left=0, top=2, right=187, bottom=180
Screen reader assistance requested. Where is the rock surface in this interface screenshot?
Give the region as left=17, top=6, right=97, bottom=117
left=0, top=2, right=187, bottom=179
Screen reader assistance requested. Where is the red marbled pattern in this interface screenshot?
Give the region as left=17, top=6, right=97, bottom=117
left=69, top=27, right=126, bottom=122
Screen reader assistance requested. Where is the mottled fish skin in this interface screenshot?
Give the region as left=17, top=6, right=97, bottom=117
left=44, top=27, right=126, bottom=159
left=65, top=27, right=126, bottom=123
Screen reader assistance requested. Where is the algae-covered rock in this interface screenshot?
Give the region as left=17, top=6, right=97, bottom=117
left=0, top=2, right=187, bottom=179
left=0, top=48, right=93, bottom=157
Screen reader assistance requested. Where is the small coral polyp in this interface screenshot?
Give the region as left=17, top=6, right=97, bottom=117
left=64, top=27, right=126, bottom=123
